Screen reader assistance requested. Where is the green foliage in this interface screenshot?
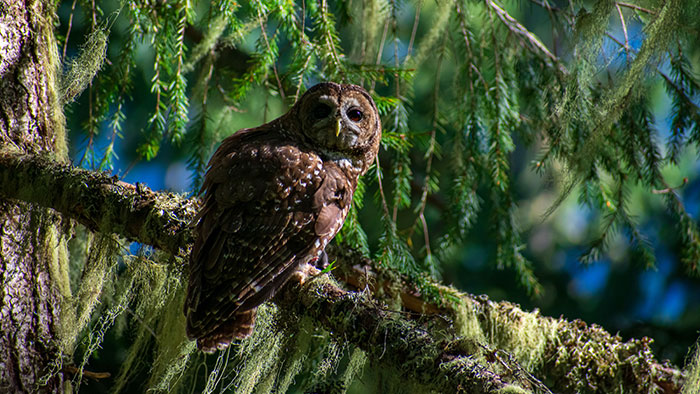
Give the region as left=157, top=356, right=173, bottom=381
left=58, top=0, right=700, bottom=392
left=64, top=0, right=700, bottom=280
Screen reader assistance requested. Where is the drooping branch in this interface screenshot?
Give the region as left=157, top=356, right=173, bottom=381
left=0, top=151, right=685, bottom=393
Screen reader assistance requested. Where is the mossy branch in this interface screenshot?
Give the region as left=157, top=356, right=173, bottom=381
left=328, top=247, right=685, bottom=394
left=0, top=151, right=196, bottom=255
left=279, top=275, right=547, bottom=394
left=0, top=151, right=685, bottom=393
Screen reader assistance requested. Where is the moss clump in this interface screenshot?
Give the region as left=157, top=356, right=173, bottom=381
left=682, top=343, right=700, bottom=394
left=111, top=250, right=186, bottom=393
left=447, top=295, right=560, bottom=373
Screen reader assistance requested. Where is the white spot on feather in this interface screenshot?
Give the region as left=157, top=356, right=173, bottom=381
left=336, top=158, right=352, bottom=169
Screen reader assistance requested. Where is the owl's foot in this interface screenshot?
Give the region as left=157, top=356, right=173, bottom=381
left=314, top=250, right=330, bottom=270
left=291, top=261, right=321, bottom=286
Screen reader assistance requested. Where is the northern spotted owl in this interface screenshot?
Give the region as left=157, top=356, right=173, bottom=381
left=185, top=82, right=381, bottom=352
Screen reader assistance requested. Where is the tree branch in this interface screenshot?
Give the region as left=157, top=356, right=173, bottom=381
left=0, top=151, right=197, bottom=255
left=486, top=0, right=567, bottom=75
left=0, top=151, right=685, bottom=393
left=279, top=274, right=552, bottom=394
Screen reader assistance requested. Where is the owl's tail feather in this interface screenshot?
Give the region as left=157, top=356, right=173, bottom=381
left=196, top=309, right=257, bottom=353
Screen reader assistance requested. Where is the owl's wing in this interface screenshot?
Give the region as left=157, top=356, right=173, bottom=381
left=185, top=131, right=334, bottom=340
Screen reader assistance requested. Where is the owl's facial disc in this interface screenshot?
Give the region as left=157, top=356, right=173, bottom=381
left=297, top=83, right=380, bottom=170
left=308, top=95, right=363, bottom=152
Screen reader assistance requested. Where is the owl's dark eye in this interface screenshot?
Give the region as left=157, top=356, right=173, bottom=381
left=346, top=108, right=363, bottom=122
left=313, top=103, right=332, bottom=119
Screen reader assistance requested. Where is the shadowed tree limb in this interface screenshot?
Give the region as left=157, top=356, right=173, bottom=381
left=0, top=151, right=685, bottom=393
left=0, top=150, right=196, bottom=255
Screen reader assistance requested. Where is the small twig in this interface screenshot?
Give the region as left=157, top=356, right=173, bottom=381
left=320, top=0, right=345, bottom=80
left=406, top=0, right=423, bottom=60
left=455, top=3, right=479, bottom=96
left=62, top=0, right=78, bottom=60
left=419, top=213, right=432, bottom=257
left=371, top=18, right=390, bottom=91
left=301, top=0, right=305, bottom=35
left=652, top=177, right=688, bottom=194
left=293, top=1, right=312, bottom=102
left=91, top=0, right=97, bottom=28
left=391, top=0, right=402, bottom=224
left=407, top=32, right=443, bottom=256
left=256, top=8, right=285, bottom=100
left=375, top=156, right=391, bottom=218
left=293, top=53, right=313, bottom=102
left=63, top=365, right=111, bottom=380
left=617, top=1, right=656, bottom=15
left=486, top=0, right=566, bottom=74
left=616, top=4, right=631, bottom=61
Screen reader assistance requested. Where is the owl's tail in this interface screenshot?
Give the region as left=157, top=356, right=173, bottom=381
left=195, top=309, right=257, bottom=353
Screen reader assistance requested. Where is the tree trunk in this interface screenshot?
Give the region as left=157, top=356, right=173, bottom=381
left=0, top=0, right=68, bottom=392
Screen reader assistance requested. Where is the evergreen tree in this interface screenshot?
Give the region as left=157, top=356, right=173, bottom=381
left=0, top=0, right=699, bottom=392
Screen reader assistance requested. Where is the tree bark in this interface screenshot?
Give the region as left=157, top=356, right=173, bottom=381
left=0, top=152, right=686, bottom=393
left=0, top=0, right=67, bottom=392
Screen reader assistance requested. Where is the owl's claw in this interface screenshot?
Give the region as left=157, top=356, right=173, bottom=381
left=315, top=249, right=330, bottom=270
left=292, top=261, right=321, bottom=285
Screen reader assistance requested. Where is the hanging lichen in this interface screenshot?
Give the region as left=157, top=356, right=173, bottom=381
left=682, top=342, right=700, bottom=394
left=110, top=249, right=186, bottom=393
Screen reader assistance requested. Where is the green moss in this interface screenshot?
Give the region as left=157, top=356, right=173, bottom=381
left=45, top=216, right=75, bottom=355
left=682, top=343, right=700, bottom=394
left=269, top=317, right=315, bottom=393
left=448, top=295, right=560, bottom=373
left=147, top=286, right=194, bottom=393
left=208, top=303, right=286, bottom=394
left=111, top=251, right=186, bottom=393
left=338, top=348, right=367, bottom=392
left=497, top=386, right=531, bottom=394
left=61, top=28, right=108, bottom=104
left=44, top=1, right=68, bottom=160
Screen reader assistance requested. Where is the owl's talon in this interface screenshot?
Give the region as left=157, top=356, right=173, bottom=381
left=315, top=250, right=330, bottom=270
left=292, top=262, right=321, bottom=286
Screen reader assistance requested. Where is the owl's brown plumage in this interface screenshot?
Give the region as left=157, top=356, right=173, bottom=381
left=185, top=83, right=381, bottom=352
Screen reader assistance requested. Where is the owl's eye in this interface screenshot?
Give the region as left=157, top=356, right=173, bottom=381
left=346, top=108, right=363, bottom=122
left=313, top=103, right=332, bottom=119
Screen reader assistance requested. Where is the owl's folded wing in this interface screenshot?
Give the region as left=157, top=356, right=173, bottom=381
left=185, top=132, right=329, bottom=340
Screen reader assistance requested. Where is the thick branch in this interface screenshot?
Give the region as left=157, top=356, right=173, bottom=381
left=328, top=248, right=685, bottom=394
left=279, top=276, right=548, bottom=393
left=0, top=152, right=684, bottom=393
left=0, top=151, right=197, bottom=255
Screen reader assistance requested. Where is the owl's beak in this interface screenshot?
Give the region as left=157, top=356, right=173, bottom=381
left=334, top=118, right=342, bottom=137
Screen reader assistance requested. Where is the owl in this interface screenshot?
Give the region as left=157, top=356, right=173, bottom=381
left=184, top=82, right=382, bottom=352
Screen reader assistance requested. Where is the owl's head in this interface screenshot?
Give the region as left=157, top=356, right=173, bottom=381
left=294, top=82, right=381, bottom=173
